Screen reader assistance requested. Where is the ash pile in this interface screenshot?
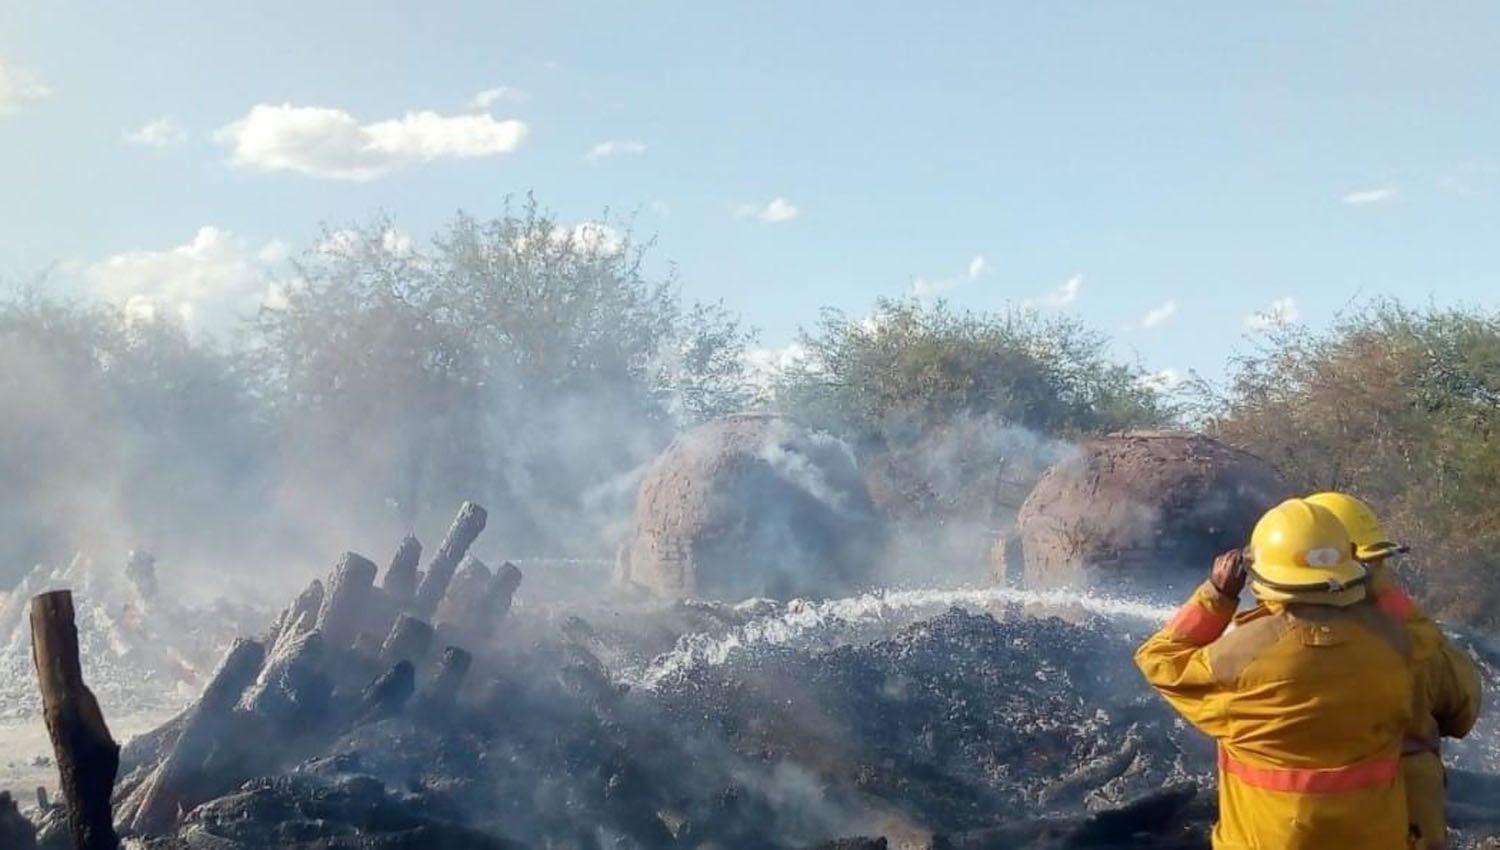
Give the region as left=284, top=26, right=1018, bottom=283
left=0, top=551, right=261, bottom=721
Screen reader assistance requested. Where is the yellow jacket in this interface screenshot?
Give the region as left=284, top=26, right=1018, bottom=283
left=1367, top=569, right=1482, bottom=848
left=1137, top=581, right=1427, bottom=850
left=1367, top=569, right=1482, bottom=751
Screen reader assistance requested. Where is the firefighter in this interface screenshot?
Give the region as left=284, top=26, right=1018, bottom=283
left=1136, top=497, right=1432, bottom=849
left=1306, top=491, right=1482, bottom=850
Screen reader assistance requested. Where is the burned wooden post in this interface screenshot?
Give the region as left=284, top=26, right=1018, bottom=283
left=29, top=590, right=120, bottom=850
left=128, top=638, right=266, bottom=835
left=354, top=661, right=415, bottom=725
left=381, top=535, right=422, bottom=607
left=423, top=646, right=473, bottom=711
left=435, top=556, right=493, bottom=633
left=315, top=552, right=377, bottom=649
left=380, top=614, right=434, bottom=666
left=484, top=562, right=524, bottom=634
left=266, top=578, right=323, bottom=649
left=414, top=502, right=487, bottom=618
left=239, top=628, right=327, bottom=724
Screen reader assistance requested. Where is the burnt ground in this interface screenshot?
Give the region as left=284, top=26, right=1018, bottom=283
left=13, top=507, right=1500, bottom=850
left=109, top=607, right=1221, bottom=850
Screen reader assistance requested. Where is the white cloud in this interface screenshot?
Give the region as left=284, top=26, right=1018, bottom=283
left=214, top=103, right=527, bottom=180
left=1342, top=186, right=1398, bottom=205
left=468, top=86, right=528, bottom=109
left=508, top=220, right=626, bottom=257
left=314, top=226, right=417, bottom=260
left=736, top=197, right=800, bottom=224
left=1138, top=368, right=1188, bottom=393
left=1244, top=296, right=1300, bottom=330
left=1026, top=274, right=1083, bottom=310
left=745, top=342, right=810, bottom=386
left=82, top=227, right=289, bottom=332
left=585, top=139, right=647, bottom=162
left=563, top=221, right=624, bottom=255
left=912, top=254, right=987, bottom=298
left=123, top=116, right=188, bottom=148
left=0, top=62, right=51, bottom=116
left=1138, top=299, right=1178, bottom=329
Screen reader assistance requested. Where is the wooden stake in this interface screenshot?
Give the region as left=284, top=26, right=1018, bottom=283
left=30, top=590, right=120, bottom=850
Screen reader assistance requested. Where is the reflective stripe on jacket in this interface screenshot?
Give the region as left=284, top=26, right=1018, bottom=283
left=1136, top=581, right=1427, bottom=850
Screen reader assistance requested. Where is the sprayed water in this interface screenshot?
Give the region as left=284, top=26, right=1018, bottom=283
left=627, top=585, right=1177, bottom=689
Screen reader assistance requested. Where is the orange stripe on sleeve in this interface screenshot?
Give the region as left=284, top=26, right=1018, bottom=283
left=1374, top=586, right=1416, bottom=621
left=1166, top=602, right=1231, bottom=645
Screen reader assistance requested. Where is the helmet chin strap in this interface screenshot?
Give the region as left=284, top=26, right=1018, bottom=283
left=1247, top=563, right=1370, bottom=594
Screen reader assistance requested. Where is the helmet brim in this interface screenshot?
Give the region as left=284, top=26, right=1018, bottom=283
left=1249, top=560, right=1369, bottom=592
left=1354, top=541, right=1407, bottom=562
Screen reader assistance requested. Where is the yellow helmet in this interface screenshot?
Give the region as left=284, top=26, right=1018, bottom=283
left=1304, top=491, right=1406, bottom=562
left=1247, top=498, right=1367, bottom=592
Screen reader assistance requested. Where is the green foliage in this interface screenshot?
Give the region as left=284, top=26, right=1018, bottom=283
left=776, top=297, right=1170, bottom=445
left=1201, top=301, right=1500, bottom=624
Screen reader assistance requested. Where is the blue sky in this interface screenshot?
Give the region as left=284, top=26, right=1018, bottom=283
left=3, top=2, right=1499, bottom=384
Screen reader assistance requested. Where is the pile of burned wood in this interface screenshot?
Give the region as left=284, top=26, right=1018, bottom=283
left=82, top=501, right=522, bottom=842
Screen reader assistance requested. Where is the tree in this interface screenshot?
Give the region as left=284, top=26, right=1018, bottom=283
left=1198, top=301, right=1500, bottom=625
left=252, top=200, right=758, bottom=552
left=776, top=297, right=1169, bottom=445
left=773, top=297, right=1170, bottom=573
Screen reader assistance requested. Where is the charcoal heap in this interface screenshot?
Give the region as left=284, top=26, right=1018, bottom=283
left=651, top=608, right=1215, bottom=846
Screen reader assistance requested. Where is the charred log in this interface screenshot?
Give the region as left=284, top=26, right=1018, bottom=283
left=484, top=562, right=524, bottom=634
left=380, top=614, right=434, bottom=666
left=381, top=535, right=422, bottom=607
left=354, top=661, right=415, bottom=726
left=266, top=578, right=323, bottom=649
left=29, top=590, right=120, bottom=850
left=0, top=791, right=37, bottom=850
left=128, top=638, right=266, bottom=835
left=420, top=646, right=472, bottom=712
left=435, top=557, right=494, bottom=635
left=414, top=502, right=487, bottom=618
left=314, top=552, right=378, bottom=650
left=238, top=628, right=328, bottom=726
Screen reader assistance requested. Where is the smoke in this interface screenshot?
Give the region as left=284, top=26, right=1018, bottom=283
left=860, top=413, right=1079, bottom=588
left=0, top=202, right=755, bottom=605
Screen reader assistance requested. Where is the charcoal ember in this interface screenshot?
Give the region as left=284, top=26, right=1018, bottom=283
left=0, top=791, right=36, bottom=850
